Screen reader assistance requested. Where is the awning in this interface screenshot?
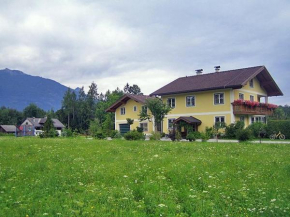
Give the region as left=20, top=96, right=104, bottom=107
left=173, top=116, right=202, bottom=125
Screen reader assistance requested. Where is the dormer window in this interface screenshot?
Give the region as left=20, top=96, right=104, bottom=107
left=249, top=79, right=254, bottom=88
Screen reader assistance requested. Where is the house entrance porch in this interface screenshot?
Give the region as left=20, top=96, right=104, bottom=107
left=173, top=116, right=202, bottom=138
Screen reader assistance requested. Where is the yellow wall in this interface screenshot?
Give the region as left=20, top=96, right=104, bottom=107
left=161, top=89, right=232, bottom=133
left=233, top=77, right=267, bottom=102
left=113, top=76, right=270, bottom=134
left=115, top=99, right=153, bottom=134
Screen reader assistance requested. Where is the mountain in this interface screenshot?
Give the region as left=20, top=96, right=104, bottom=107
left=0, top=68, right=77, bottom=111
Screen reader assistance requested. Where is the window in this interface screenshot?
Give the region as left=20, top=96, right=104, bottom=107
left=142, top=106, right=147, bottom=114
left=186, top=96, right=195, bottom=107
left=251, top=116, right=266, bottom=124
left=167, top=98, right=175, bottom=108
left=215, top=116, right=225, bottom=123
left=214, top=93, right=224, bottom=105
left=239, top=93, right=244, bottom=100
left=168, top=119, right=175, bottom=130
left=250, top=95, right=254, bottom=102
left=133, top=106, right=137, bottom=112
left=140, top=123, right=148, bottom=132
left=239, top=116, right=245, bottom=122
left=249, top=79, right=254, bottom=88
left=120, top=107, right=125, bottom=115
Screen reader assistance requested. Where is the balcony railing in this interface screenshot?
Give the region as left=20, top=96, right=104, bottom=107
left=232, top=104, right=274, bottom=115
left=232, top=100, right=277, bottom=116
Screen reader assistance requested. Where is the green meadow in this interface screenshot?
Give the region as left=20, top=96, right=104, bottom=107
left=0, top=137, right=289, bottom=217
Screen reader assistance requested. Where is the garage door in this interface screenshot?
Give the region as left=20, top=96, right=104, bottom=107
left=119, top=124, right=130, bottom=135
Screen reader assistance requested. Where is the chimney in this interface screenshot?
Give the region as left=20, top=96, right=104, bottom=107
left=195, top=69, right=203, bottom=75
left=214, top=66, right=221, bottom=72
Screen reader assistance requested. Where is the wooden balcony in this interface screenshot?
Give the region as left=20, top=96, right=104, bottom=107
left=232, top=104, right=274, bottom=116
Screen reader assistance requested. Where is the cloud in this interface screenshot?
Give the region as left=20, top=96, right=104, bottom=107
left=0, top=0, right=289, bottom=104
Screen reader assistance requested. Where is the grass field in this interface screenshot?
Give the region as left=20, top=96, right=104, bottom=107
left=0, top=137, right=290, bottom=216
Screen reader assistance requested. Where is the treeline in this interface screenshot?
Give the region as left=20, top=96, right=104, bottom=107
left=0, top=104, right=47, bottom=125
left=270, top=106, right=290, bottom=120
left=0, top=82, right=142, bottom=135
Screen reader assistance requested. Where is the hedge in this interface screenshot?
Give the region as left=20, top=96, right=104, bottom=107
left=267, top=120, right=290, bottom=139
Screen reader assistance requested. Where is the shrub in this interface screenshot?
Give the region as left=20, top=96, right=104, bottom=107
left=225, top=121, right=245, bottom=139
left=186, top=132, right=196, bottom=142
left=113, top=132, right=122, bottom=139
left=236, top=128, right=253, bottom=141
left=62, top=128, right=73, bottom=137
left=161, top=132, right=166, bottom=138
left=193, top=131, right=202, bottom=139
left=205, top=127, right=214, bottom=138
left=200, top=132, right=210, bottom=141
left=247, top=122, right=266, bottom=138
left=136, top=127, right=144, bottom=133
left=73, top=129, right=79, bottom=137
left=266, top=120, right=290, bottom=139
left=150, top=131, right=161, bottom=140
left=124, top=130, right=145, bottom=140
left=110, top=130, right=122, bottom=138
left=94, top=131, right=106, bottom=140
left=168, top=129, right=176, bottom=141
left=175, top=131, right=182, bottom=141
left=40, top=129, right=58, bottom=138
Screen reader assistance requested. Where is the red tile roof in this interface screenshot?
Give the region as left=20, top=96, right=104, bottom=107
left=150, top=66, right=283, bottom=97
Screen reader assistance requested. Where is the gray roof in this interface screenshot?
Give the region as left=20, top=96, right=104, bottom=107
left=24, top=118, right=65, bottom=128
left=51, top=119, right=65, bottom=128
left=0, top=125, right=16, bottom=132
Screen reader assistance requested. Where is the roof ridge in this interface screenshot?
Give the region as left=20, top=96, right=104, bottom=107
left=181, top=65, right=264, bottom=79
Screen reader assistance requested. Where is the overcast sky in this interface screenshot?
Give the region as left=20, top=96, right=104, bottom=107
left=0, top=0, right=289, bottom=105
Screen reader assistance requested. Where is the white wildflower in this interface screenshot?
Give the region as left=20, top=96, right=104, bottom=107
left=158, top=204, right=166, bottom=207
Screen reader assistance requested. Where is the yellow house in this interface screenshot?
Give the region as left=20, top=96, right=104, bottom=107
left=106, top=94, right=155, bottom=134
left=150, top=66, right=283, bottom=135
left=107, top=66, right=283, bottom=136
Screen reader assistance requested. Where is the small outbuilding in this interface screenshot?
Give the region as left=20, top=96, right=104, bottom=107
left=0, top=125, right=16, bottom=134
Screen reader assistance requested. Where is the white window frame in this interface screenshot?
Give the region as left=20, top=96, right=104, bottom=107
left=239, top=116, right=245, bottom=122
left=214, top=93, right=225, bottom=105
left=140, top=123, right=148, bottom=132
left=167, top=98, right=176, bottom=108
left=215, top=116, right=225, bottom=123
left=120, top=107, right=125, bottom=115
left=239, top=93, right=244, bottom=100
left=250, top=95, right=254, bottom=102
left=168, top=118, right=175, bottom=130
left=249, top=79, right=254, bottom=88
left=251, top=116, right=266, bottom=124
left=186, top=95, right=195, bottom=107
left=133, top=106, right=137, bottom=112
